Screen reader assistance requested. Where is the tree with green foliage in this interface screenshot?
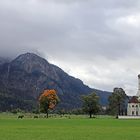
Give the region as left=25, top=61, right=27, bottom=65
left=81, top=93, right=100, bottom=118
left=108, top=87, right=127, bottom=117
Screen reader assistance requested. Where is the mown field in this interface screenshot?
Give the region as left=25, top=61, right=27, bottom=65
left=0, top=114, right=140, bottom=140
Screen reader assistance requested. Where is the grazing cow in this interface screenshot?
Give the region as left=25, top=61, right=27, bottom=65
left=34, top=115, right=39, bottom=118
left=18, top=115, right=24, bottom=119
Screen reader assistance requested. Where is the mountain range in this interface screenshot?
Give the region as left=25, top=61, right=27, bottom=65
left=0, top=53, right=111, bottom=111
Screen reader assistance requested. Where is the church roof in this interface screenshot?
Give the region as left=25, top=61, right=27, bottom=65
left=129, top=96, right=139, bottom=103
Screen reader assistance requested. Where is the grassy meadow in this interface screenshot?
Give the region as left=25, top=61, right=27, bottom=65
left=0, top=113, right=140, bottom=140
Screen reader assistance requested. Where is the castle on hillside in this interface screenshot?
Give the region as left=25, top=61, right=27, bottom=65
left=127, top=75, right=140, bottom=116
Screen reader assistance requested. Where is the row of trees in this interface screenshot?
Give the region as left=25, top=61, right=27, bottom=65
left=82, top=88, right=128, bottom=118
left=39, top=87, right=128, bottom=118
left=39, top=89, right=100, bottom=118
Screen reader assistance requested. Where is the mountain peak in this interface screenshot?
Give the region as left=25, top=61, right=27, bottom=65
left=11, top=52, right=50, bottom=74
left=14, top=52, right=48, bottom=62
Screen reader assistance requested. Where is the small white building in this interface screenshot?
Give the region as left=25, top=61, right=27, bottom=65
left=127, top=96, right=140, bottom=116
left=127, top=75, right=140, bottom=116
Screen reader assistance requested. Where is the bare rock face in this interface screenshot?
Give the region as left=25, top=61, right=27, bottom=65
left=11, top=53, right=53, bottom=75
left=0, top=53, right=110, bottom=111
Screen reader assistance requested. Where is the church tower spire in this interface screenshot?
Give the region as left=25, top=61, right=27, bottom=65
left=137, top=74, right=140, bottom=97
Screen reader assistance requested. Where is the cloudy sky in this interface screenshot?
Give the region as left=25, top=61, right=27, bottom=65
left=1, top=0, right=140, bottom=95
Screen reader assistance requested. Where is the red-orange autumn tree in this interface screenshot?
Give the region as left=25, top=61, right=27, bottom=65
left=39, top=89, right=59, bottom=118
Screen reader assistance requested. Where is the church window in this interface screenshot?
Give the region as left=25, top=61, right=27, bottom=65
left=136, top=111, right=138, bottom=116
left=132, top=111, right=134, bottom=115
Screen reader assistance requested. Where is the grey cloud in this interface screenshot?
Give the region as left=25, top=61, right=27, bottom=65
left=0, top=0, right=140, bottom=95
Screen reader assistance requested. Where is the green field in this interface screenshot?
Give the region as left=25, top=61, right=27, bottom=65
left=0, top=114, right=140, bottom=140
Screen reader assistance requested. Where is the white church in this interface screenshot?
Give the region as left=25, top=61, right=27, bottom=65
left=127, top=75, right=140, bottom=116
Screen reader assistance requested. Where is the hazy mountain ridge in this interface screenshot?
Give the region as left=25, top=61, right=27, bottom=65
left=0, top=57, right=10, bottom=65
left=0, top=53, right=111, bottom=111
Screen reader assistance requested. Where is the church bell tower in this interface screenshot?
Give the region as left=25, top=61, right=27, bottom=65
left=137, top=74, right=140, bottom=97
